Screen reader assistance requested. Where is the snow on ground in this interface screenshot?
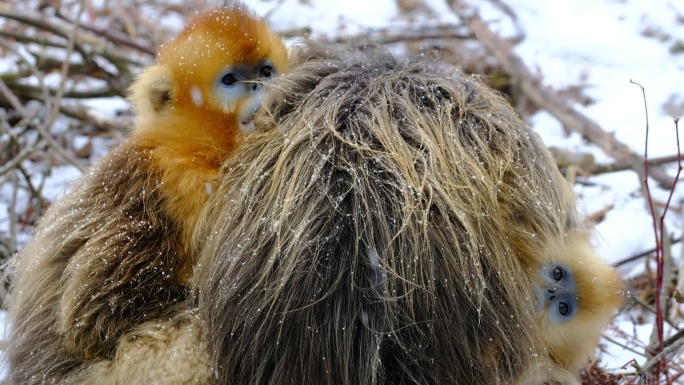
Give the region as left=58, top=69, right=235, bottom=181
left=1, top=0, right=683, bottom=379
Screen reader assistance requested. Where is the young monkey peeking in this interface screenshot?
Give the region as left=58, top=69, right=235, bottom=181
left=6, top=4, right=287, bottom=384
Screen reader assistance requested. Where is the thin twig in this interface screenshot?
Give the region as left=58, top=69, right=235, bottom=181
left=46, top=0, right=84, bottom=126
left=36, top=0, right=86, bottom=174
left=329, top=25, right=474, bottom=46
left=17, top=164, right=44, bottom=211
left=614, top=237, right=682, bottom=267
left=604, top=335, right=648, bottom=358
left=0, top=10, right=89, bottom=59
left=630, top=80, right=666, bottom=369
left=263, top=0, right=287, bottom=20
left=633, top=296, right=681, bottom=331
left=0, top=34, right=54, bottom=117
left=0, top=144, right=38, bottom=176
left=7, top=171, right=19, bottom=255
left=0, top=30, right=67, bottom=49
left=591, top=154, right=683, bottom=175
left=10, top=83, right=120, bottom=99
left=0, top=78, right=28, bottom=117
left=0, top=37, right=84, bottom=171
left=55, top=10, right=155, bottom=57
left=60, top=103, right=131, bottom=133
left=638, top=338, right=684, bottom=384
left=663, top=328, right=684, bottom=351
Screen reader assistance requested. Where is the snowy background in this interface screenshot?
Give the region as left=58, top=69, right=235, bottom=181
left=1, top=0, right=683, bottom=382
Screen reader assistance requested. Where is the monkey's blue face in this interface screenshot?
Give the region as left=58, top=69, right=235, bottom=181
left=535, top=264, right=578, bottom=324
left=212, top=60, right=279, bottom=130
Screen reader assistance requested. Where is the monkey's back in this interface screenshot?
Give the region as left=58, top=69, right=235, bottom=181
left=195, top=45, right=574, bottom=385
left=7, top=141, right=189, bottom=384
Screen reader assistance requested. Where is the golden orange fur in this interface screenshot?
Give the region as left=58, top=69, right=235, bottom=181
left=6, top=5, right=286, bottom=384
left=536, top=230, right=624, bottom=373
left=129, top=6, right=288, bottom=273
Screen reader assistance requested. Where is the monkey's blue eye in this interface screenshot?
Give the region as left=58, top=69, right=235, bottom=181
left=549, top=295, right=576, bottom=322
left=259, top=65, right=274, bottom=78
left=535, top=263, right=578, bottom=323
left=552, top=266, right=564, bottom=282
left=221, top=73, right=239, bottom=86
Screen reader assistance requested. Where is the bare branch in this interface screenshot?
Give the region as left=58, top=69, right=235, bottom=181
left=0, top=9, right=89, bottom=60
left=328, top=25, right=474, bottom=46
left=0, top=144, right=38, bottom=176
left=591, top=154, right=682, bottom=175
left=0, top=78, right=28, bottom=117
left=55, top=10, right=155, bottom=57
left=638, top=337, right=684, bottom=384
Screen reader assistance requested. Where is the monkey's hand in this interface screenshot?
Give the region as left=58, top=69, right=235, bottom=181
left=515, top=362, right=581, bottom=385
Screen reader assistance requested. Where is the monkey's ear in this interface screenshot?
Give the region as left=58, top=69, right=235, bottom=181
left=128, top=65, right=174, bottom=115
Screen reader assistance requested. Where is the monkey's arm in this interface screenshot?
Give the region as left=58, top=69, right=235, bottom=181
left=58, top=143, right=189, bottom=360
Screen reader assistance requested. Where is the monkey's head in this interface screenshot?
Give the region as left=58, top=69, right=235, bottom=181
left=129, top=5, right=288, bottom=146
left=534, top=230, right=624, bottom=371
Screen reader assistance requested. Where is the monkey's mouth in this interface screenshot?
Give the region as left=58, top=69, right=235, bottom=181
left=238, top=95, right=265, bottom=132
left=240, top=118, right=256, bottom=132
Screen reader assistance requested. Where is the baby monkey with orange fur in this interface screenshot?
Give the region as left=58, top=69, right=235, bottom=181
left=6, top=5, right=287, bottom=384
left=514, top=229, right=624, bottom=385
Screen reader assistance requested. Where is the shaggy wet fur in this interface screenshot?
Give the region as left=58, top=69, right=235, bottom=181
left=7, top=143, right=189, bottom=383
left=193, top=45, right=586, bottom=385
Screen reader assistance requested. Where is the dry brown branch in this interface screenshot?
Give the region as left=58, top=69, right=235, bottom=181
left=0, top=9, right=89, bottom=60
left=9, top=83, right=120, bottom=100
left=39, top=0, right=86, bottom=174
left=0, top=145, right=38, bottom=177
left=55, top=11, right=155, bottom=56
left=449, top=0, right=676, bottom=189
left=637, top=337, right=684, bottom=384
left=60, top=103, right=131, bottom=133
left=586, top=204, right=614, bottom=224
left=591, top=154, right=682, bottom=175
left=328, top=25, right=474, bottom=45
left=580, top=358, right=622, bottom=385
left=278, top=24, right=475, bottom=46
left=0, top=30, right=66, bottom=49
left=0, top=78, right=28, bottom=117
left=603, top=334, right=648, bottom=358
left=674, top=208, right=684, bottom=320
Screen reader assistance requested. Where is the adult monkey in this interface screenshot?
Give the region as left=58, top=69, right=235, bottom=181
left=192, top=44, right=620, bottom=384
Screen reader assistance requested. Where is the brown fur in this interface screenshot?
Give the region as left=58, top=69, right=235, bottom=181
left=193, top=44, right=586, bottom=384
left=6, top=5, right=286, bottom=384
